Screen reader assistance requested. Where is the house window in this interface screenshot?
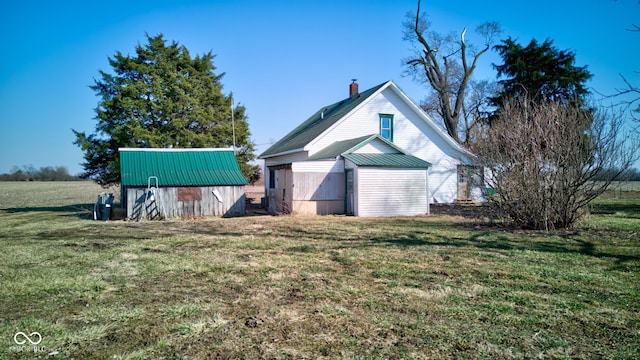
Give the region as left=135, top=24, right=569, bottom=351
left=379, top=114, right=394, bottom=141
left=269, top=169, right=277, bottom=189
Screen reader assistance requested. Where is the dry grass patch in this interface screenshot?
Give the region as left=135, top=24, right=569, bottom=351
left=0, top=184, right=639, bottom=358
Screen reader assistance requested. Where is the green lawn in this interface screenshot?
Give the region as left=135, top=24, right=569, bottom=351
left=0, top=182, right=639, bottom=359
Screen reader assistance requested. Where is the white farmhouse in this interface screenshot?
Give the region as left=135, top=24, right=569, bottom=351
left=259, top=80, right=482, bottom=216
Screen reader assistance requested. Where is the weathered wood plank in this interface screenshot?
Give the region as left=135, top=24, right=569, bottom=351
left=125, top=185, right=245, bottom=219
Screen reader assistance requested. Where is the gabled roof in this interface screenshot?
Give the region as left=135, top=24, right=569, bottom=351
left=120, top=148, right=248, bottom=186
left=307, top=134, right=431, bottom=169
left=259, top=79, right=472, bottom=161
left=305, top=134, right=373, bottom=160
left=260, top=81, right=388, bottom=158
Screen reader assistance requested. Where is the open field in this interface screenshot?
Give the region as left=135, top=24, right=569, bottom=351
left=0, top=182, right=639, bottom=359
left=0, top=181, right=118, bottom=209
left=606, top=181, right=640, bottom=192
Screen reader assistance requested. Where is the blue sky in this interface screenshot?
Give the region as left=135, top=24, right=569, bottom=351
left=1, top=0, right=638, bottom=175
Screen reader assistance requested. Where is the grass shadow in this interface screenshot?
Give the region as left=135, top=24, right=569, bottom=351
left=275, top=214, right=640, bottom=269
left=4, top=203, right=96, bottom=219
left=591, top=202, right=640, bottom=219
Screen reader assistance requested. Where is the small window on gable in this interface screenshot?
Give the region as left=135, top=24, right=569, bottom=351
left=379, top=114, right=394, bottom=141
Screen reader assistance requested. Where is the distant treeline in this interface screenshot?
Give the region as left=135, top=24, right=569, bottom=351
left=593, top=167, right=640, bottom=182
left=628, top=169, right=640, bottom=181
left=1, top=164, right=638, bottom=182
left=0, top=165, right=81, bottom=181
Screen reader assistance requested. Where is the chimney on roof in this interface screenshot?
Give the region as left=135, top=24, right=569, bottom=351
left=349, top=79, right=358, bottom=97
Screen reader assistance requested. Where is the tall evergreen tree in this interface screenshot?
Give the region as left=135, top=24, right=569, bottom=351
left=74, top=34, right=257, bottom=186
left=490, top=37, right=592, bottom=108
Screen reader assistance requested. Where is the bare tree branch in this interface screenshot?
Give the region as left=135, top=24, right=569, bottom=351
left=473, top=98, right=639, bottom=229
left=595, top=73, right=640, bottom=121
left=403, top=0, right=500, bottom=144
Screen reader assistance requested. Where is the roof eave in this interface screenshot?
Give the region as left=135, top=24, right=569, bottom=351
left=342, top=153, right=431, bottom=168
left=259, top=147, right=306, bottom=160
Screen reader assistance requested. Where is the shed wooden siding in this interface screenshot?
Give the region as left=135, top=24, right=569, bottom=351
left=355, top=167, right=429, bottom=217
left=307, top=87, right=465, bottom=204
left=290, top=161, right=345, bottom=215
left=126, top=185, right=245, bottom=220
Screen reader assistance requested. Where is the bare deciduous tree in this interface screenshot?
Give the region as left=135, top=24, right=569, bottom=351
left=600, top=18, right=640, bottom=121
left=419, top=79, right=496, bottom=145
left=473, top=98, right=638, bottom=230
left=404, top=0, right=500, bottom=144
left=606, top=73, right=640, bottom=122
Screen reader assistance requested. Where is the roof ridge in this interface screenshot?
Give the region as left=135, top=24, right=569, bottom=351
left=260, top=81, right=390, bottom=158
left=119, top=147, right=234, bottom=152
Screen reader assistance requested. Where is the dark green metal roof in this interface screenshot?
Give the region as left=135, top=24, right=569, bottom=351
left=260, top=81, right=389, bottom=158
left=120, top=148, right=248, bottom=186
left=343, top=153, right=431, bottom=168
left=306, top=134, right=432, bottom=168
left=305, top=134, right=374, bottom=160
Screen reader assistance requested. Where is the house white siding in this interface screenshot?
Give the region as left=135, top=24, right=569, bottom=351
left=428, top=164, right=459, bottom=203
left=261, top=80, right=480, bottom=213
left=292, top=160, right=343, bottom=173
left=355, top=167, right=428, bottom=217
left=308, top=98, right=382, bottom=154
left=308, top=86, right=468, bottom=204
left=352, top=141, right=397, bottom=154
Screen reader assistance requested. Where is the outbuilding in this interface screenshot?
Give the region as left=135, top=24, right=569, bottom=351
left=119, top=148, right=247, bottom=220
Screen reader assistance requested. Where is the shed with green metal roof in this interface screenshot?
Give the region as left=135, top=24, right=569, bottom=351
left=119, top=148, right=247, bottom=220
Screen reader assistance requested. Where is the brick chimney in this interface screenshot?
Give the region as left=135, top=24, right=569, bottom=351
left=349, top=79, right=358, bottom=97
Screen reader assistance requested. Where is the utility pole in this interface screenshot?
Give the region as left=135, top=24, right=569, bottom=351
left=231, top=95, right=236, bottom=153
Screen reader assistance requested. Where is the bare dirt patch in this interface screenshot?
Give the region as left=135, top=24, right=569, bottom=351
left=245, top=184, right=264, bottom=205
left=431, top=203, right=499, bottom=220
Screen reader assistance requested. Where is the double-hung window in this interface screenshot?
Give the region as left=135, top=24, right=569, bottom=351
left=379, top=114, right=394, bottom=141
